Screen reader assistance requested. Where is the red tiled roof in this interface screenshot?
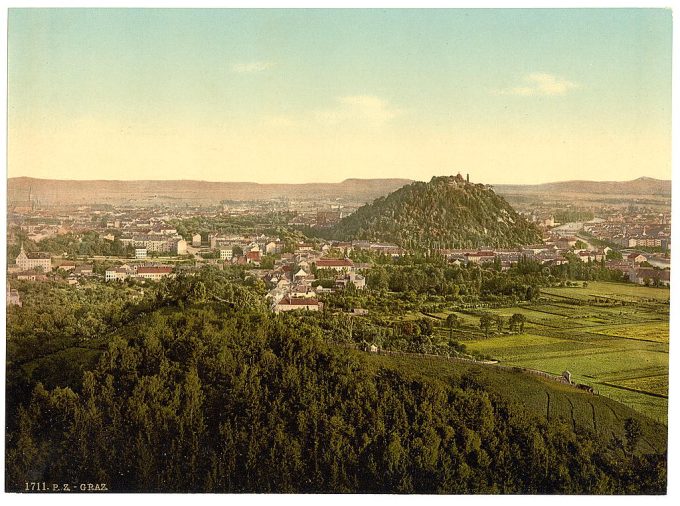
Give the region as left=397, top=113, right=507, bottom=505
left=316, top=258, right=353, bottom=267
left=137, top=267, right=173, bottom=274
left=279, top=297, right=319, bottom=306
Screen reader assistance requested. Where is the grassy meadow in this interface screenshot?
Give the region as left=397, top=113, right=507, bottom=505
left=458, top=282, right=670, bottom=423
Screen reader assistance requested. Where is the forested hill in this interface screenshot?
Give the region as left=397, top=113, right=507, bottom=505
left=6, top=271, right=666, bottom=493
left=330, top=175, right=542, bottom=248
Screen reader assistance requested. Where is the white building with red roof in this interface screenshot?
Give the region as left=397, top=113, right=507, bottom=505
left=315, top=258, right=354, bottom=272
left=136, top=266, right=174, bottom=280
left=274, top=296, right=321, bottom=313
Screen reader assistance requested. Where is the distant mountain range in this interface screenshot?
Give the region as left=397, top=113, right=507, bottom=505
left=494, top=177, right=671, bottom=197
left=7, top=177, right=412, bottom=207
left=7, top=175, right=670, bottom=207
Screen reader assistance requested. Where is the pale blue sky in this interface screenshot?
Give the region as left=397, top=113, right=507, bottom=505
left=8, top=8, right=672, bottom=183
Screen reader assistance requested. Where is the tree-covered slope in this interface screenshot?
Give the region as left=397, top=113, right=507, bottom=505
left=331, top=175, right=542, bottom=248
left=5, top=274, right=666, bottom=493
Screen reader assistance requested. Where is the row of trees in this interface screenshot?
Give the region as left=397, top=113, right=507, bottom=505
left=478, top=313, right=526, bottom=338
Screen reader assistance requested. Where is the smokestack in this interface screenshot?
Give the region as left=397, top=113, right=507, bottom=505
left=466, top=174, right=469, bottom=183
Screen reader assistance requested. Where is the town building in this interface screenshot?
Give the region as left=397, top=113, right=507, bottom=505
left=74, top=264, right=94, bottom=276
left=315, top=258, right=354, bottom=272
left=15, top=244, right=52, bottom=272
left=274, top=296, right=321, bottom=313
left=628, top=268, right=670, bottom=286
left=121, top=235, right=187, bottom=254
left=57, top=261, right=76, bottom=271
left=336, top=272, right=366, bottom=290
left=466, top=251, right=496, bottom=264
left=136, top=266, right=174, bottom=281
left=16, top=271, right=48, bottom=282
left=265, top=241, right=281, bottom=255
left=6, top=284, right=21, bottom=307
left=106, top=266, right=132, bottom=282
left=628, top=253, right=648, bottom=265
left=246, top=250, right=261, bottom=265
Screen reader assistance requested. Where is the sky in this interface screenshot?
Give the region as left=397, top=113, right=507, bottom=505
left=7, top=8, right=673, bottom=184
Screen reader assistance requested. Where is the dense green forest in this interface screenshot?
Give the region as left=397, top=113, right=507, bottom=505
left=5, top=270, right=666, bottom=493
left=328, top=175, right=542, bottom=249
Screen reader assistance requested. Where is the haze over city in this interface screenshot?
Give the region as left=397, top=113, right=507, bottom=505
left=8, top=8, right=672, bottom=184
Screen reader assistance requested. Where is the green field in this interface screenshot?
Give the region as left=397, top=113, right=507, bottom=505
left=542, top=282, right=671, bottom=302
left=590, top=323, right=669, bottom=343
left=461, top=282, right=670, bottom=424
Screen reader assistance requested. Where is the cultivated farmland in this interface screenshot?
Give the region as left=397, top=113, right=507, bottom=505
left=461, top=282, right=670, bottom=423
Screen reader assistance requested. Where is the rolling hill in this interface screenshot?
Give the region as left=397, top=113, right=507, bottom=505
left=495, top=177, right=671, bottom=197
left=330, top=174, right=542, bottom=248
left=7, top=177, right=413, bottom=207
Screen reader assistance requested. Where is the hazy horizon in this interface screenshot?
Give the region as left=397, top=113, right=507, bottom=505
left=7, top=174, right=670, bottom=185
left=8, top=9, right=672, bottom=184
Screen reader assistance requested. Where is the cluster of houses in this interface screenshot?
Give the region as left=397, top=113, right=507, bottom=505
left=56, top=262, right=95, bottom=285
left=12, top=222, right=70, bottom=243
left=521, top=205, right=671, bottom=250
left=7, top=219, right=671, bottom=312
left=209, top=234, right=275, bottom=266
left=264, top=246, right=367, bottom=313
left=438, top=241, right=671, bottom=287
left=584, top=220, right=670, bottom=250
left=441, top=242, right=578, bottom=269
left=9, top=206, right=195, bottom=246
